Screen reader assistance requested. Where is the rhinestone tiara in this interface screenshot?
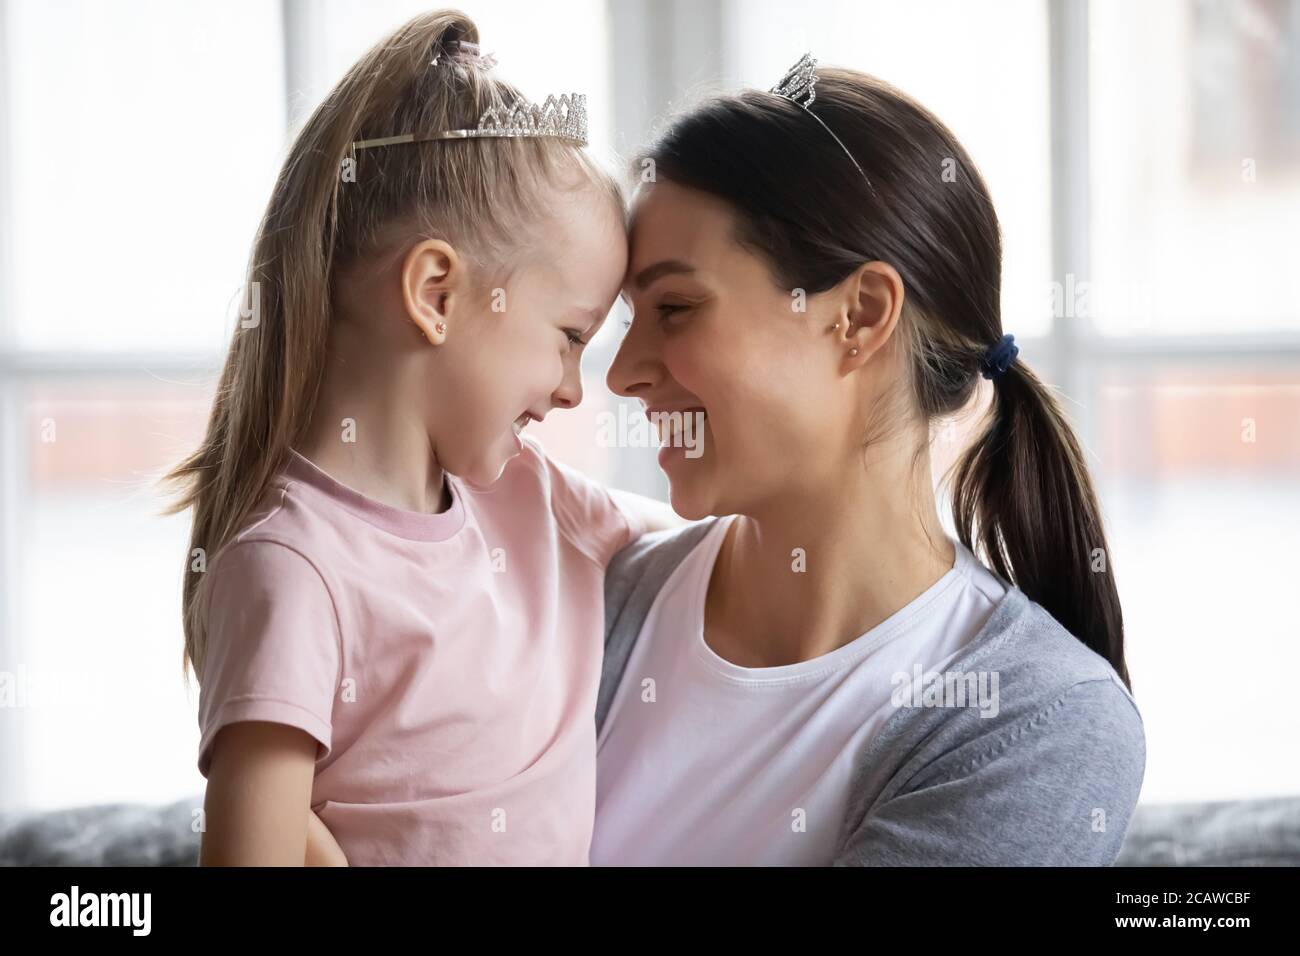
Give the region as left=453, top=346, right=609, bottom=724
left=771, top=52, right=819, bottom=107
left=349, top=92, right=588, bottom=152
left=769, top=53, right=875, bottom=196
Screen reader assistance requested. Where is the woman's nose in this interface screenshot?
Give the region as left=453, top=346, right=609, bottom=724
left=607, top=321, right=657, bottom=398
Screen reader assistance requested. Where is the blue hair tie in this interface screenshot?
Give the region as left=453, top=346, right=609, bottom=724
left=981, top=333, right=1018, bottom=381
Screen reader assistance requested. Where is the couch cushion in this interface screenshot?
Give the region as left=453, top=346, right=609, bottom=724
left=1116, top=796, right=1300, bottom=866
left=0, top=796, right=201, bottom=866
left=4, top=794, right=1299, bottom=866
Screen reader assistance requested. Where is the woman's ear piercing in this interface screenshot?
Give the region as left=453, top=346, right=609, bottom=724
left=848, top=347, right=859, bottom=356
left=435, top=321, right=446, bottom=335
left=829, top=322, right=841, bottom=331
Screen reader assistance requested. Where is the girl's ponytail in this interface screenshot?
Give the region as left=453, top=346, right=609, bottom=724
left=952, top=361, right=1129, bottom=689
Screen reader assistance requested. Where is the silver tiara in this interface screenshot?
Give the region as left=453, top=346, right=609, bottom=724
left=770, top=53, right=875, bottom=196
left=349, top=92, right=588, bottom=151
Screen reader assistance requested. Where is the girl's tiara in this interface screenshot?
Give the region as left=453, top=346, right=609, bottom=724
left=770, top=53, right=877, bottom=198
left=349, top=92, right=588, bottom=151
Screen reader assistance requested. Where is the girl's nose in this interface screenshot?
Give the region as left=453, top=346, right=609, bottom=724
left=552, top=361, right=585, bottom=410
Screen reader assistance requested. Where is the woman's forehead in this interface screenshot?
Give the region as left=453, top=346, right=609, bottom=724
left=627, top=182, right=733, bottom=269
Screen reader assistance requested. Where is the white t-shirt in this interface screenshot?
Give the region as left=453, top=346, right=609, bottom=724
left=591, top=514, right=1010, bottom=866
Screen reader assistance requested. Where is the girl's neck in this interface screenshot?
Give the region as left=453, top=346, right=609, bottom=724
left=297, top=321, right=450, bottom=515
left=703, top=438, right=955, bottom=669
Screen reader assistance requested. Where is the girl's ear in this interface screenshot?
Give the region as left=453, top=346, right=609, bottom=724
left=401, top=239, right=464, bottom=346
left=840, top=260, right=905, bottom=369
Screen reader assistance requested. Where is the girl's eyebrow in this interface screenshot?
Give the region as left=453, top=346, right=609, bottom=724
left=575, top=306, right=606, bottom=335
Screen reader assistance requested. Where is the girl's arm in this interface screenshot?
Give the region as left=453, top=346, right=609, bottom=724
left=199, top=721, right=318, bottom=866
left=609, top=488, right=684, bottom=534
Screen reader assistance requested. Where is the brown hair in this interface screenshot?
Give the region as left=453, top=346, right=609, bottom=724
left=638, top=68, right=1129, bottom=687
left=165, top=9, right=620, bottom=680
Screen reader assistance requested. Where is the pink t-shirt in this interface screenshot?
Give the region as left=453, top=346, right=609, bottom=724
left=195, top=434, right=644, bottom=865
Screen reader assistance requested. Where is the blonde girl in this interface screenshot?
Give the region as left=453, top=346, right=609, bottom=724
left=167, top=9, right=671, bottom=866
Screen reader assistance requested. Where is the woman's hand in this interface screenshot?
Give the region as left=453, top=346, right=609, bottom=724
left=305, top=809, right=349, bottom=866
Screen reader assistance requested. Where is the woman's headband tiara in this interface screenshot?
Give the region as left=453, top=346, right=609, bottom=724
left=770, top=53, right=877, bottom=197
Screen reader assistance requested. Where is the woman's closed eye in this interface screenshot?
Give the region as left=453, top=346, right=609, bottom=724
left=656, top=295, right=704, bottom=325
left=620, top=297, right=699, bottom=329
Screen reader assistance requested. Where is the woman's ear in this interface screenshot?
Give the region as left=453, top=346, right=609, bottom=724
left=401, top=239, right=463, bottom=346
left=840, top=261, right=905, bottom=368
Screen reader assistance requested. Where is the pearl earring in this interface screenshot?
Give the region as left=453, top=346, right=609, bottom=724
left=849, top=347, right=859, bottom=356
left=435, top=321, right=446, bottom=335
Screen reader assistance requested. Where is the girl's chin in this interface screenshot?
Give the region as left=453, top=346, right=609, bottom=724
left=458, top=430, right=524, bottom=490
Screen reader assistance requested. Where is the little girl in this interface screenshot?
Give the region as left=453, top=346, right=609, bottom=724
left=166, top=11, right=672, bottom=866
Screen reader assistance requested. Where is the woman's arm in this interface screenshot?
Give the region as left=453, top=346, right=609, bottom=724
left=833, top=676, right=1145, bottom=866
left=200, top=721, right=319, bottom=866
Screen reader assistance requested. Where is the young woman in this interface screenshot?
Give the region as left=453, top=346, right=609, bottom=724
left=591, top=58, right=1145, bottom=866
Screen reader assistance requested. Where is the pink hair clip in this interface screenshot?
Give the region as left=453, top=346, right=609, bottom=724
left=432, top=39, right=498, bottom=71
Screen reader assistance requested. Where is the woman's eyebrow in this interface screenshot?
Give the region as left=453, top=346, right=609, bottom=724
left=630, top=259, right=697, bottom=291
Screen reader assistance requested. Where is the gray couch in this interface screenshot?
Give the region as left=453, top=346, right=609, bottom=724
left=3, top=795, right=1298, bottom=865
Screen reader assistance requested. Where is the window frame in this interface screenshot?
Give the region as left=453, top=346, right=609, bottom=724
left=0, top=0, right=1298, bottom=809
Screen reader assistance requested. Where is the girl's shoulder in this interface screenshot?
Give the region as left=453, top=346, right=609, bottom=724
left=493, top=434, right=649, bottom=568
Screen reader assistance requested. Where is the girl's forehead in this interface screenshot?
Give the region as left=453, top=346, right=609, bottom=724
left=540, top=194, right=627, bottom=300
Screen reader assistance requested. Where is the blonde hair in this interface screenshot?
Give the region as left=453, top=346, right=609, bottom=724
left=164, top=9, right=622, bottom=680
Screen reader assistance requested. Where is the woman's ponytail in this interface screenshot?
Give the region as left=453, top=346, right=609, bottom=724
left=952, top=362, right=1129, bottom=689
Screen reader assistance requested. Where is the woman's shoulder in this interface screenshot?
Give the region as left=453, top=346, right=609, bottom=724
left=608, top=516, right=720, bottom=574
left=882, top=587, right=1145, bottom=764
left=596, top=518, right=721, bottom=733
left=604, top=518, right=720, bottom=627
left=836, top=591, right=1146, bottom=865
left=958, top=588, right=1139, bottom=711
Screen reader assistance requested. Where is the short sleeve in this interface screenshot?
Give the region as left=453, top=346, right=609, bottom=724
left=529, top=436, right=646, bottom=568
left=196, top=539, right=341, bottom=778
left=834, top=676, right=1147, bottom=866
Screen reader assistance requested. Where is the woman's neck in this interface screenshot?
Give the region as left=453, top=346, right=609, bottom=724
left=296, top=321, right=450, bottom=515
left=704, top=438, right=955, bottom=668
